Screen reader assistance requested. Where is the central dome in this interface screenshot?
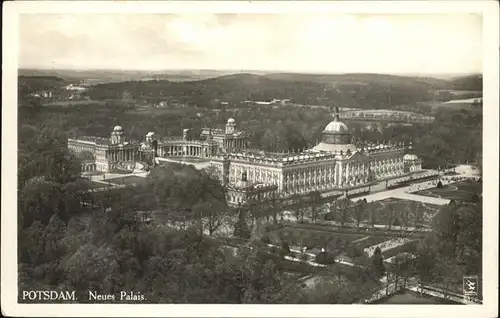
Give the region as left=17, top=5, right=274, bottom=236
left=323, top=119, right=349, bottom=133
left=310, top=107, right=356, bottom=154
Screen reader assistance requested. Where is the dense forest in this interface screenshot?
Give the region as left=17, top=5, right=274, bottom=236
left=83, top=73, right=444, bottom=109
left=449, top=74, right=483, bottom=91
left=19, top=72, right=482, bottom=110
left=18, top=96, right=482, bottom=171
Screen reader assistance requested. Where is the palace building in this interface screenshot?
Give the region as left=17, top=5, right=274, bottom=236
left=68, top=109, right=422, bottom=206
left=209, top=108, right=422, bottom=205
left=68, top=118, right=250, bottom=173
left=68, top=125, right=140, bottom=173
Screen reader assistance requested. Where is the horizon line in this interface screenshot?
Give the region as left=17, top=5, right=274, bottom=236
left=18, top=67, right=482, bottom=77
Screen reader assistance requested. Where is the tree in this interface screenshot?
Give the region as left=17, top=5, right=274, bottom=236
left=401, top=202, right=413, bottom=232
left=432, top=204, right=461, bottom=256
left=414, top=234, right=440, bottom=288
left=289, top=194, right=305, bottom=223
left=370, top=246, right=385, bottom=278
left=386, top=204, right=395, bottom=230
left=268, top=192, right=283, bottom=224
left=307, top=191, right=322, bottom=223
left=315, top=251, right=336, bottom=265
left=144, top=164, right=227, bottom=227
left=368, top=204, right=376, bottom=228
left=413, top=203, right=425, bottom=231
left=336, top=197, right=351, bottom=227
left=393, top=254, right=413, bottom=289
left=234, top=208, right=251, bottom=239
left=194, top=200, right=230, bottom=236
left=455, top=204, right=482, bottom=269
left=20, top=177, right=63, bottom=228
left=280, top=242, right=291, bottom=259
left=353, top=200, right=366, bottom=228
left=434, top=256, right=463, bottom=298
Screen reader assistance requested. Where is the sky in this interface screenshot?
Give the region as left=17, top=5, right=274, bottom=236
left=19, top=13, right=483, bottom=75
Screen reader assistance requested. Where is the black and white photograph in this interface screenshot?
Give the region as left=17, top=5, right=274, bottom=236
left=2, top=1, right=498, bottom=317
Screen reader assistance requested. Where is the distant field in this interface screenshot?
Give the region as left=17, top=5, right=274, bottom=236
left=126, top=106, right=200, bottom=116
left=444, top=97, right=482, bottom=104
left=423, top=100, right=481, bottom=111
left=448, top=90, right=482, bottom=97
left=43, top=100, right=106, bottom=107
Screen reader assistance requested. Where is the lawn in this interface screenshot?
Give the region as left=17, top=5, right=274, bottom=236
left=324, top=197, right=441, bottom=228
left=352, top=236, right=393, bottom=249
left=372, top=198, right=441, bottom=226
left=414, top=180, right=482, bottom=201
left=105, top=175, right=147, bottom=186
left=267, top=226, right=367, bottom=250
left=89, top=181, right=111, bottom=189
left=43, top=100, right=106, bottom=107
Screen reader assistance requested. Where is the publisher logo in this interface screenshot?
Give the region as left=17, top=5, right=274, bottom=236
left=463, top=275, right=479, bottom=297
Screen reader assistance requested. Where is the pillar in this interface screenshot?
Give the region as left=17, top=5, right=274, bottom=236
left=337, top=162, right=342, bottom=186
left=346, top=162, right=350, bottom=185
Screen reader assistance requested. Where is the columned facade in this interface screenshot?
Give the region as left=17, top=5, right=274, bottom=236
left=210, top=108, right=422, bottom=204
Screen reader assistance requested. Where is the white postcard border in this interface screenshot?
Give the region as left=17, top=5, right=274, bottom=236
left=2, top=1, right=498, bottom=317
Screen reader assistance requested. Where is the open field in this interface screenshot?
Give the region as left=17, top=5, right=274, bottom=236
left=414, top=180, right=481, bottom=201
left=125, top=106, right=201, bottom=116
left=425, top=100, right=481, bottom=111
left=444, top=97, right=482, bottom=104
left=447, top=90, right=482, bottom=97
left=43, top=100, right=106, bottom=107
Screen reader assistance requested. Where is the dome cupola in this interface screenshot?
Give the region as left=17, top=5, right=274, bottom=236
left=321, top=107, right=351, bottom=144
left=310, top=106, right=357, bottom=154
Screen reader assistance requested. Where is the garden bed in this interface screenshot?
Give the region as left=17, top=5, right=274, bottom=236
left=353, top=236, right=394, bottom=249
left=269, top=227, right=367, bottom=248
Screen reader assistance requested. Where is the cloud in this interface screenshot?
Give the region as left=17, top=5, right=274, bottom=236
left=19, top=13, right=482, bottom=74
